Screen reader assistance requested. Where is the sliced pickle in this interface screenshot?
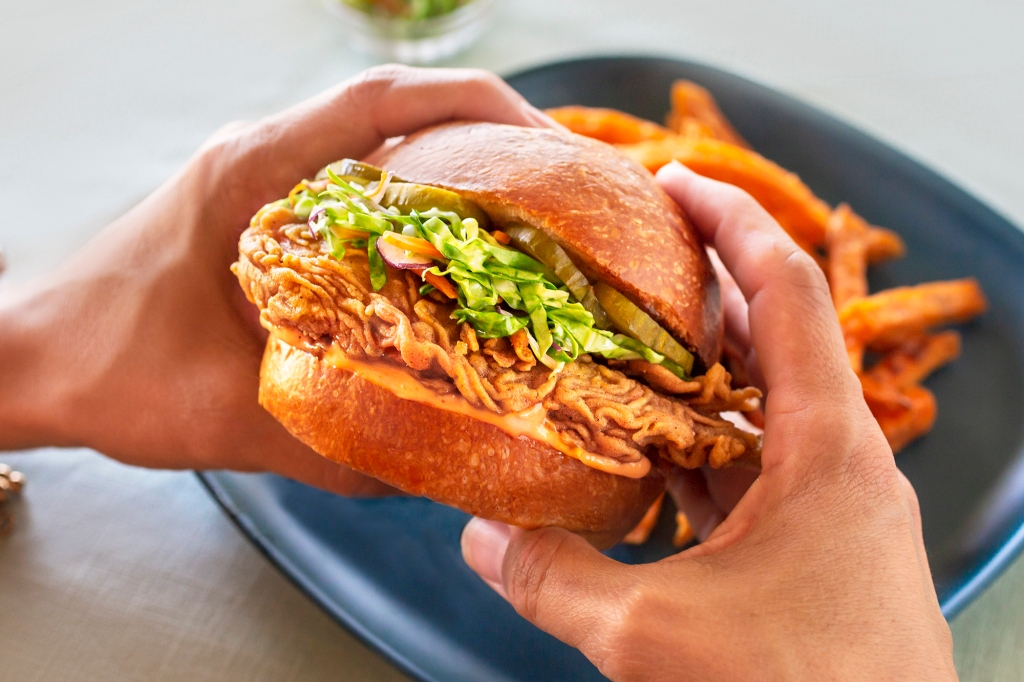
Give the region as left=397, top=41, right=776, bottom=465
left=316, top=159, right=393, bottom=184
left=381, top=183, right=490, bottom=228
left=504, top=224, right=611, bottom=329
left=593, top=281, right=695, bottom=374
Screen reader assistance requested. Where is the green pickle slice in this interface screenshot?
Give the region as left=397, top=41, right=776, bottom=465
left=504, top=224, right=612, bottom=329
left=593, top=281, right=695, bottom=375
left=381, top=183, right=490, bottom=228
left=316, top=159, right=391, bottom=184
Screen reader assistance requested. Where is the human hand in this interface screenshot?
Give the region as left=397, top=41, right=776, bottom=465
left=667, top=244, right=764, bottom=542
left=0, top=65, right=557, bottom=495
left=460, top=162, right=956, bottom=680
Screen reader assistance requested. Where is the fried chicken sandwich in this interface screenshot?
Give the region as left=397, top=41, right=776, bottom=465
left=232, top=121, right=760, bottom=545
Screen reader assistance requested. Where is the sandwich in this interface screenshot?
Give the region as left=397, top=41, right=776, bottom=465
left=232, top=121, right=760, bottom=546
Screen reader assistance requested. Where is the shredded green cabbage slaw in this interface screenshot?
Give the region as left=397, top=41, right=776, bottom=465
left=285, top=170, right=691, bottom=378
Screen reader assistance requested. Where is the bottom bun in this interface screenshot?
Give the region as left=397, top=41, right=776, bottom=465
left=259, top=336, right=665, bottom=546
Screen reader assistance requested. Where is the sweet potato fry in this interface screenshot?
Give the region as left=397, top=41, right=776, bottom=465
left=838, top=278, right=987, bottom=348
left=617, top=136, right=833, bottom=250
left=673, top=512, right=695, bottom=547
left=871, top=384, right=937, bottom=453
left=666, top=80, right=750, bottom=149
left=545, top=106, right=672, bottom=145
left=559, top=98, right=905, bottom=271
left=673, top=117, right=718, bottom=140
left=615, top=138, right=676, bottom=172
left=868, top=331, right=962, bottom=388
left=866, top=226, right=906, bottom=263
left=827, top=204, right=869, bottom=309
left=845, top=336, right=865, bottom=374
left=860, top=331, right=962, bottom=409
left=623, top=492, right=664, bottom=545
left=553, top=89, right=979, bottom=458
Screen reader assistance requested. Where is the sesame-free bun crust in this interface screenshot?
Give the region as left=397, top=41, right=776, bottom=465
left=259, top=336, right=664, bottom=546
left=377, top=122, right=723, bottom=367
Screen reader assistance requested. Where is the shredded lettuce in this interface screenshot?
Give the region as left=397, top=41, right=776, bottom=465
left=286, top=171, right=691, bottom=379
left=452, top=308, right=530, bottom=338
left=366, top=236, right=387, bottom=291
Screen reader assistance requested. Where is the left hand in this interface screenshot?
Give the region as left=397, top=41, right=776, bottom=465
left=0, top=65, right=559, bottom=495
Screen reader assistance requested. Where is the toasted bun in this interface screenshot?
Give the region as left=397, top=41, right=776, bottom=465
left=377, top=122, right=722, bottom=367
left=259, top=336, right=664, bottom=547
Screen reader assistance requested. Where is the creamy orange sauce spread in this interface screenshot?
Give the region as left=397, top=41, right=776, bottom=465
left=269, top=326, right=652, bottom=479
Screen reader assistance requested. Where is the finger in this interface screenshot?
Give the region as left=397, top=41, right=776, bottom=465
left=213, top=392, right=399, bottom=497
left=710, top=246, right=766, bottom=391
left=362, top=137, right=403, bottom=166
left=182, top=336, right=400, bottom=497
left=259, top=441, right=400, bottom=497
left=656, top=162, right=862, bottom=419
left=897, top=470, right=932, bottom=577
left=895, top=473, right=947, bottom=626
left=665, top=468, right=724, bottom=542
left=200, top=120, right=255, bottom=149
left=703, top=464, right=760, bottom=515
left=461, top=519, right=631, bottom=653
left=265, top=65, right=556, bottom=182
left=708, top=247, right=750, bottom=351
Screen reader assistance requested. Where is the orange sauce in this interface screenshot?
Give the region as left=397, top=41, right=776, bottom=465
left=269, top=327, right=651, bottom=479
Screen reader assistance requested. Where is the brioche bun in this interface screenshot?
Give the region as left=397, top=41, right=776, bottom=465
left=377, top=122, right=722, bottom=368
left=254, top=122, right=723, bottom=544
left=259, top=336, right=664, bottom=547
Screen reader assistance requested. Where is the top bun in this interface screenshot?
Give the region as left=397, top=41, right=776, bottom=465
left=377, top=122, right=722, bottom=368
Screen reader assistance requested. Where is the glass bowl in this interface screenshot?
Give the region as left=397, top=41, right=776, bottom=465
left=327, top=0, right=495, bottom=65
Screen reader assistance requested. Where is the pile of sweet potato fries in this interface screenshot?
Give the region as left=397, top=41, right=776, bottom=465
left=550, top=82, right=987, bottom=545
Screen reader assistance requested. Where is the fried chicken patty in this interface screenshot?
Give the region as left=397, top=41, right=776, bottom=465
left=233, top=205, right=761, bottom=469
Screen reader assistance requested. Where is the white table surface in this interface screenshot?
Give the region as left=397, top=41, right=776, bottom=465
left=2, top=1, right=1023, bottom=679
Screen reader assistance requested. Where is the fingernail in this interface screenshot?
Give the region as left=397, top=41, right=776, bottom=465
left=461, top=517, right=512, bottom=595
left=521, top=102, right=568, bottom=132
left=656, top=159, right=687, bottom=177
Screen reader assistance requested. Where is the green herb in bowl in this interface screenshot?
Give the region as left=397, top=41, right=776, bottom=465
left=342, top=0, right=471, bottom=20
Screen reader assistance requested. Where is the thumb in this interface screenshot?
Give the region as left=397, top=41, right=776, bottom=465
left=461, top=518, right=633, bottom=653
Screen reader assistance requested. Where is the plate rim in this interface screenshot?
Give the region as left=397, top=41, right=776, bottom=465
left=196, top=471, right=437, bottom=682
left=198, top=55, right=1024, bottom=682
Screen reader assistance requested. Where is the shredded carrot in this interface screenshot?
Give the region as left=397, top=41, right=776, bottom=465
left=288, top=182, right=308, bottom=204
left=492, top=230, right=511, bottom=245
left=381, top=231, right=445, bottom=260
left=288, top=179, right=329, bottom=205
left=365, top=171, right=394, bottom=204
left=331, top=225, right=372, bottom=240
left=423, top=271, right=457, bottom=299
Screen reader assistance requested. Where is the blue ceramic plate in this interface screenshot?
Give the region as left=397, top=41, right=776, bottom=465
left=200, top=56, right=1024, bottom=681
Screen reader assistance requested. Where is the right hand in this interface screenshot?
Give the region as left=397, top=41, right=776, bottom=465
left=460, top=162, right=956, bottom=681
